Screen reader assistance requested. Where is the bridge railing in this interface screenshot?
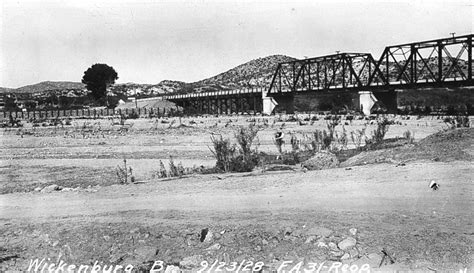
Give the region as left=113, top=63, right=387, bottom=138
left=163, top=87, right=263, bottom=100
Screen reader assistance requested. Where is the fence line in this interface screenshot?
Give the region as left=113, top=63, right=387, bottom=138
left=0, top=107, right=183, bottom=121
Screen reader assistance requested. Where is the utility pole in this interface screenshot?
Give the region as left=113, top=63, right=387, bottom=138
left=135, top=88, right=138, bottom=109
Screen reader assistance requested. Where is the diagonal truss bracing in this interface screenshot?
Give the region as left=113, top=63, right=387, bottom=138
left=268, top=34, right=473, bottom=94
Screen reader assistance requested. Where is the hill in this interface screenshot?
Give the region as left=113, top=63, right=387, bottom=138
left=193, top=55, right=297, bottom=92
left=0, top=55, right=297, bottom=96
left=109, top=80, right=188, bottom=97
left=13, top=81, right=86, bottom=94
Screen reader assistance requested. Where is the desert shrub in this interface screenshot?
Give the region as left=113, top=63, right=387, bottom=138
left=288, top=133, right=301, bottom=162
left=350, top=126, right=367, bottom=150
left=210, top=124, right=261, bottom=173
left=306, top=131, right=321, bottom=152
left=116, top=159, right=134, bottom=184
left=336, top=126, right=349, bottom=150
left=234, top=124, right=260, bottom=158
left=154, top=159, right=188, bottom=179
left=370, top=117, right=391, bottom=144
left=322, top=130, right=332, bottom=150
left=209, top=134, right=236, bottom=172
left=403, top=130, right=415, bottom=144
left=324, top=117, right=339, bottom=147
left=290, top=133, right=300, bottom=153
left=455, top=115, right=470, bottom=128
left=229, top=154, right=259, bottom=172
left=157, top=160, right=167, bottom=178
left=168, top=157, right=179, bottom=177
left=306, top=129, right=332, bottom=152
left=326, top=117, right=339, bottom=135
left=233, top=124, right=261, bottom=172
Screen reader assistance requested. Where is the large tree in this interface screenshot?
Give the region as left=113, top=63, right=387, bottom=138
left=82, top=63, right=118, bottom=105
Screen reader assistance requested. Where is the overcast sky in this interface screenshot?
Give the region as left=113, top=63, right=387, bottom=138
left=0, top=0, right=471, bottom=88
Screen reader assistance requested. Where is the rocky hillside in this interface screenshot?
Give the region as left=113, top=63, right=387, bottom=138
left=13, top=81, right=86, bottom=94
left=109, top=80, right=188, bottom=97
left=0, top=55, right=297, bottom=97
left=193, top=55, right=297, bottom=92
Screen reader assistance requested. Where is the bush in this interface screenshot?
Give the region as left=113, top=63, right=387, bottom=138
left=116, top=159, right=134, bottom=184
left=337, top=126, right=348, bottom=150
left=154, top=159, right=188, bottom=179
left=370, top=117, right=391, bottom=144
left=306, top=129, right=332, bottom=152
left=209, top=135, right=236, bottom=172
left=403, top=130, right=415, bottom=144
left=234, top=124, right=260, bottom=158
left=290, top=133, right=300, bottom=153
left=350, top=126, right=367, bottom=150
left=157, top=160, right=167, bottom=178
left=210, top=124, right=261, bottom=173
left=168, top=156, right=180, bottom=177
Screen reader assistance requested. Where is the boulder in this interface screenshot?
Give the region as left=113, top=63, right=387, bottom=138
left=349, top=228, right=358, bottom=236
left=341, top=253, right=351, bottom=260
left=328, top=242, right=339, bottom=251
left=316, top=241, right=328, bottom=248
left=351, top=253, right=383, bottom=268
left=301, top=151, right=339, bottom=170
left=205, top=243, right=221, bottom=251
left=41, top=184, right=62, bottom=193
left=338, top=237, right=357, bottom=251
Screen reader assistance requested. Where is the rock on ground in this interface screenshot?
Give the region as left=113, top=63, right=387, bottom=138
left=351, top=253, right=383, bottom=269
left=40, top=184, right=62, bottom=193
left=301, top=151, right=339, bottom=170
left=338, top=236, right=357, bottom=251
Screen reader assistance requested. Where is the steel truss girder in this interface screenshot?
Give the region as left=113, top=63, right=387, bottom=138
left=268, top=34, right=473, bottom=95
left=371, top=34, right=473, bottom=86
left=268, top=53, right=383, bottom=94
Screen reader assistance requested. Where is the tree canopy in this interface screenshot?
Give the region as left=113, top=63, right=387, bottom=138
left=81, top=63, right=118, bottom=105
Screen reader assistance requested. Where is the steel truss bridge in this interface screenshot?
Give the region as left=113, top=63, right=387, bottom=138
left=165, top=34, right=473, bottom=114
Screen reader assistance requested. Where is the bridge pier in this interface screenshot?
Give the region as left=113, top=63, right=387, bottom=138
left=358, top=91, right=377, bottom=115
left=266, top=94, right=294, bottom=114
left=358, top=90, right=398, bottom=115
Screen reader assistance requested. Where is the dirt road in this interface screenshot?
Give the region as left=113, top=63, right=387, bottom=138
left=1, top=160, right=472, bottom=272
left=0, top=118, right=472, bottom=272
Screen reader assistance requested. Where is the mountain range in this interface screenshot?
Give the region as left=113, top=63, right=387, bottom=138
left=0, top=55, right=296, bottom=97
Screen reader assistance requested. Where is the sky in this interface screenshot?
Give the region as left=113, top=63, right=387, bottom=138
left=0, top=0, right=472, bottom=88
